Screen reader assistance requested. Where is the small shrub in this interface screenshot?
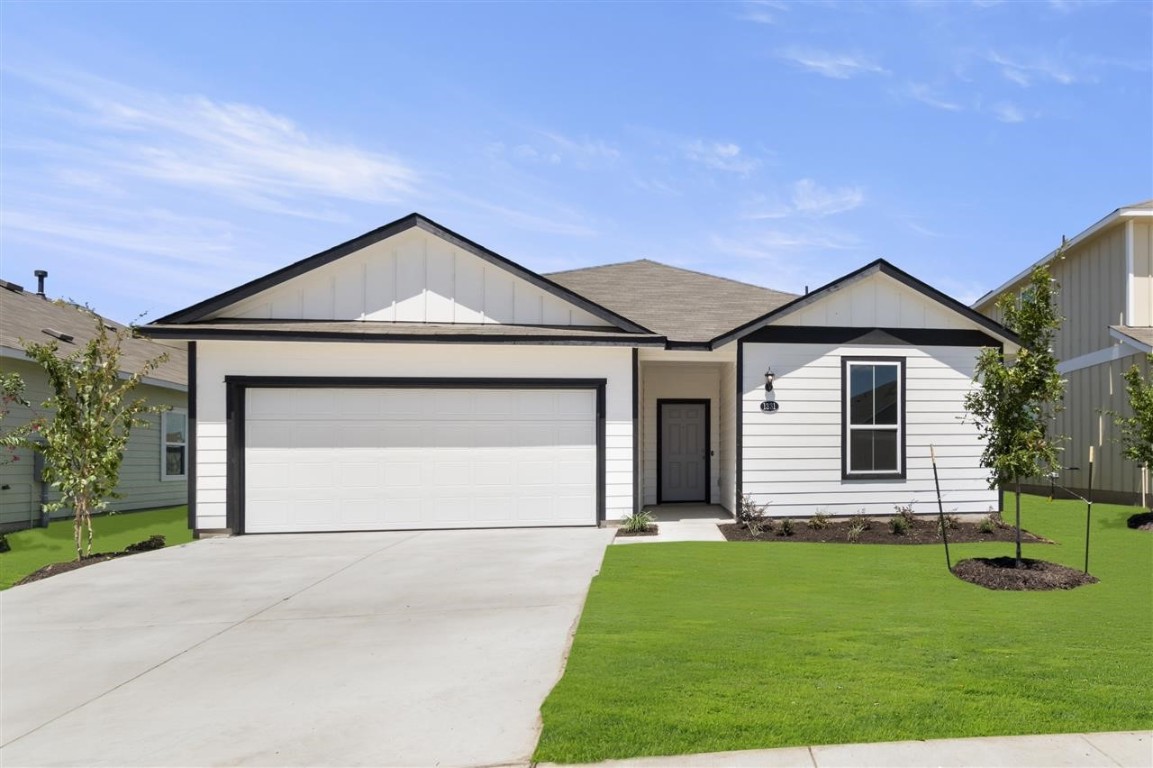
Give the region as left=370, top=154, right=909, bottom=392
left=889, top=515, right=910, bottom=536
left=0, top=534, right=9, bottom=553
left=807, top=510, right=831, bottom=530
left=778, top=517, right=795, bottom=537
left=620, top=510, right=654, bottom=534
left=895, top=504, right=917, bottom=525
left=124, top=534, right=166, bottom=553
left=854, top=510, right=873, bottom=530
left=978, top=515, right=997, bottom=534
left=738, top=494, right=771, bottom=537
left=936, top=513, right=962, bottom=538
left=847, top=520, right=868, bottom=543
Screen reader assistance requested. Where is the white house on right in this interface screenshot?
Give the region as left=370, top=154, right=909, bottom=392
left=974, top=200, right=1153, bottom=505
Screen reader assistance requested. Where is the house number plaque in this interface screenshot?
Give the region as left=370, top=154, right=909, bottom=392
left=760, top=401, right=779, bottom=413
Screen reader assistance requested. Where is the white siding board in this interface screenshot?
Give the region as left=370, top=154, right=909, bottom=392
left=740, top=342, right=996, bottom=517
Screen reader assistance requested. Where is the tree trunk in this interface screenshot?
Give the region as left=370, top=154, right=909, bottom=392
left=73, top=508, right=83, bottom=561
left=85, top=507, right=94, bottom=558
left=1015, top=480, right=1022, bottom=568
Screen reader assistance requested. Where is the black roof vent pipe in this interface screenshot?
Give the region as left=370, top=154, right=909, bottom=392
left=34, top=270, right=47, bottom=299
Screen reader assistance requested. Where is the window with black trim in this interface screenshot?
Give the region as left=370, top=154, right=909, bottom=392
left=842, top=358, right=904, bottom=478
left=161, top=410, right=187, bottom=480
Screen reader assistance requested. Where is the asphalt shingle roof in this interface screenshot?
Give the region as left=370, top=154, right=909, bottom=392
left=546, top=259, right=797, bottom=343
left=0, top=282, right=187, bottom=386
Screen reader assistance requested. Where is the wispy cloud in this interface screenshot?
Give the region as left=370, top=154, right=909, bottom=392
left=10, top=70, right=419, bottom=214
left=683, top=140, right=759, bottom=173
left=736, top=0, right=788, bottom=24
left=487, top=130, right=620, bottom=169
left=778, top=48, right=888, bottom=79
left=990, top=101, right=1028, bottom=123
left=746, top=179, right=865, bottom=220
left=986, top=51, right=1082, bottom=86
left=905, top=82, right=964, bottom=112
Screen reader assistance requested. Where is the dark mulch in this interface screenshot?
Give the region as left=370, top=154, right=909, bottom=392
left=615, top=525, right=659, bottom=538
left=952, top=556, right=1098, bottom=591
left=14, top=535, right=168, bottom=586
left=718, top=516, right=1045, bottom=545
left=1127, top=512, right=1153, bottom=531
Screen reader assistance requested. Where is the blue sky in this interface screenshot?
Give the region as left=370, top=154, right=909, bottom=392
left=2, top=1, right=1150, bottom=323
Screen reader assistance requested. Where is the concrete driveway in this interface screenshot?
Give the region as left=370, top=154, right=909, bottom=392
left=1, top=527, right=614, bottom=767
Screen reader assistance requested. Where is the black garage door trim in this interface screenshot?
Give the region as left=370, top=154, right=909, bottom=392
left=224, top=376, right=607, bottom=534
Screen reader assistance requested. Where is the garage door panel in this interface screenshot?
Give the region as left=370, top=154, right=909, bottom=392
left=244, top=387, right=597, bottom=532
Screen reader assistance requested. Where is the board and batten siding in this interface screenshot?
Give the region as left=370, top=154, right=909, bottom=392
left=219, top=229, right=610, bottom=327
left=0, top=358, right=187, bottom=529
left=740, top=343, right=998, bottom=517
left=639, top=362, right=722, bottom=507
left=193, top=341, right=634, bottom=531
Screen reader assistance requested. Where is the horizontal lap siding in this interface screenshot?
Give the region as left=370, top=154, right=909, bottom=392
left=741, top=343, right=997, bottom=517
left=194, top=342, right=634, bottom=530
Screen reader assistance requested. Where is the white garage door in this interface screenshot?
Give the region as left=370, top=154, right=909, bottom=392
left=244, top=387, right=597, bottom=533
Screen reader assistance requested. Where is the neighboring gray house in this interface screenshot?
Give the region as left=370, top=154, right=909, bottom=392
left=143, top=213, right=1018, bottom=536
left=0, top=278, right=188, bottom=530
left=974, top=201, right=1153, bottom=506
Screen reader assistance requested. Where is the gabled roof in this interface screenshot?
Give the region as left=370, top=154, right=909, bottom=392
left=1110, top=325, right=1153, bottom=355
left=711, top=259, right=1021, bottom=350
left=547, top=259, right=796, bottom=345
left=0, top=281, right=187, bottom=388
left=153, top=213, right=652, bottom=334
left=973, top=200, right=1153, bottom=310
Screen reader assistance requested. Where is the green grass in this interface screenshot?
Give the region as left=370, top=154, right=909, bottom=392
left=0, top=506, right=192, bottom=589
left=535, top=495, right=1153, bottom=762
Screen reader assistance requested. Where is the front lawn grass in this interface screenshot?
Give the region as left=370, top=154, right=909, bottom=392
left=0, top=506, right=192, bottom=589
left=535, top=495, right=1153, bottom=762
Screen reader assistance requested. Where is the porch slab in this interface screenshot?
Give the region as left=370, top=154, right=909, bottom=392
left=614, top=505, right=730, bottom=544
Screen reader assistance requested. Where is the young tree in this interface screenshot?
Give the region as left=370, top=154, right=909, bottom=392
left=0, top=372, right=29, bottom=465
left=2, top=309, right=168, bottom=560
left=964, top=264, right=1065, bottom=567
left=1114, top=355, right=1153, bottom=510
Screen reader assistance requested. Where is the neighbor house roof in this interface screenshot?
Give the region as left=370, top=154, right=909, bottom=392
left=973, top=200, right=1153, bottom=310
left=1109, top=325, right=1153, bottom=355
left=0, top=280, right=187, bottom=389
left=546, top=259, right=796, bottom=345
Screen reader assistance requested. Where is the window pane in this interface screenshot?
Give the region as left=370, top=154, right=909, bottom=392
left=849, top=366, right=875, bottom=425
left=165, top=446, right=186, bottom=476
left=165, top=413, right=187, bottom=444
left=874, top=367, right=899, bottom=425
left=849, top=429, right=899, bottom=472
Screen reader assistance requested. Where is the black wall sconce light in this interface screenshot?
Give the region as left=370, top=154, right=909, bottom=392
left=764, top=368, right=775, bottom=392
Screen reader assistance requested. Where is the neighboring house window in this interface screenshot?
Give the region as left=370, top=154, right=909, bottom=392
left=161, top=410, right=187, bottom=480
left=842, top=358, right=905, bottom=479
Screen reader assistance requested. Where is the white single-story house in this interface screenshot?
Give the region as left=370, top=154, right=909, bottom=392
left=144, top=214, right=1019, bottom=535
left=0, top=276, right=188, bottom=531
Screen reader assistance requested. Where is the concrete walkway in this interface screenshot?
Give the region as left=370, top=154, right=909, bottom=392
left=542, top=730, right=1152, bottom=768
left=1, top=527, right=614, bottom=767
left=613, top=504, right=729, bottom=544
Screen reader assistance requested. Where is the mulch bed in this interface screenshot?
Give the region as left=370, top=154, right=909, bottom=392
left=615, top=525, right=659, bottom=538
left=13, top=535, right=167, bottom=587
left=952, top=556, right=1098, bottom=591
left=718, top=516, right=1044, bottom=545
left=1128, top=512, right=1153, bottom=531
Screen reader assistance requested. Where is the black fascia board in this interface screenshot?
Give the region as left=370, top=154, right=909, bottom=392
left=139, top=325, right=667, bottom=347
left=151, top=213, right=653, bottom=334
left=708, top=259, right=1023, bottom=349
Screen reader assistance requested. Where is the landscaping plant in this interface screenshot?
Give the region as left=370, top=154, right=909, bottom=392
left=737, top=493, right=771, bottom=537
left=1112, top=354, right=1153, bottom=510
left=964, top=263, right=1065, bottom=567
left=620, top=510, right=655, bottom=534
left=2, top=309, right=169, bottom=560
